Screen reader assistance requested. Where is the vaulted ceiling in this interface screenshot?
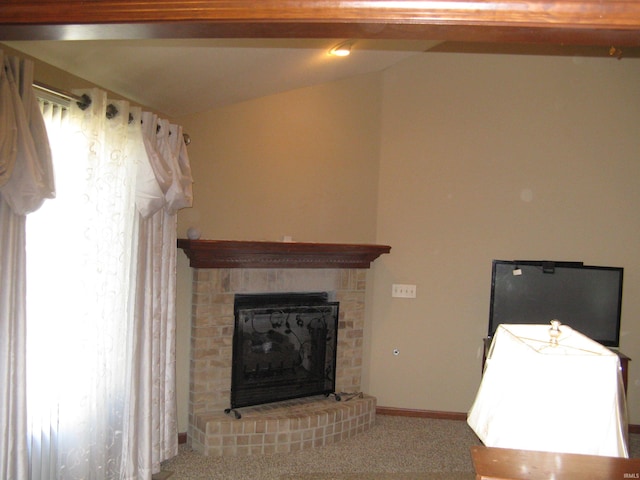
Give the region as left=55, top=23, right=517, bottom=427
left=3, top=38, right=441, bottom=117
left=2, top=0, right=639, bottom=117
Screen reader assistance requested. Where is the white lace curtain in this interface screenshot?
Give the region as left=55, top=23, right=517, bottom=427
left=0, top=49, right=193, bottom=480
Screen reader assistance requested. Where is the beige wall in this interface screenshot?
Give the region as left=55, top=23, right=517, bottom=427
left=177, top=73, right=382, bottom=243
left=370, top=53, right=640, bottom=423
left=178, top=52, right=640, bottom=426
left=2, top=43, right=85, bottom=91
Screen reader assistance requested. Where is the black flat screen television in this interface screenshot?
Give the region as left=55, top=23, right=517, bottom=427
left=488, top=260, right=624, bottom=347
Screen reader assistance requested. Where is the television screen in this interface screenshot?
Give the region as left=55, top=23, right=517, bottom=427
left=488, top=260, right=624, bottom=347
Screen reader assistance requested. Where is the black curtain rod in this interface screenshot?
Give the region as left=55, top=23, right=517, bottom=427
left=32, top=81, right=191, bottom=145
left=33, top=81, right=91, bottom=109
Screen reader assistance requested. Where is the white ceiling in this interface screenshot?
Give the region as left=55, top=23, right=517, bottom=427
left=4, top=38, right=440, bottom=118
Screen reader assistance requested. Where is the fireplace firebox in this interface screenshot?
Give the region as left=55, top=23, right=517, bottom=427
left=231, top=292, right=339, bottom=409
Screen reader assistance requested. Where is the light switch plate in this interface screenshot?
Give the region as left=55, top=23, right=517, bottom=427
left=392, top=284, right=417, bottom=298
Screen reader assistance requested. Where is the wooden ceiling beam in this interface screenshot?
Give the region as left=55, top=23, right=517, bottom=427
left=1, top=0, right=639, bottom=45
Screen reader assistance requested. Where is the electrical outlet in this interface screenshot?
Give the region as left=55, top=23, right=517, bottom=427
left=392, top=284, right=417, bottom=298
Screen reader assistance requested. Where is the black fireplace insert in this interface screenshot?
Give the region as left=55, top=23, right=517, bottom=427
left=230, top=292, right=339, bottom=409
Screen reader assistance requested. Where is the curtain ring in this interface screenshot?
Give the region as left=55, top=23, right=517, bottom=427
left=77, top=93, right=92, bottom=110
left=105, top=103, right=119, bottom=120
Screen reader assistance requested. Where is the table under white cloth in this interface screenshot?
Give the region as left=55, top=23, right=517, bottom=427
left=467, top=324, right=629, bottom=458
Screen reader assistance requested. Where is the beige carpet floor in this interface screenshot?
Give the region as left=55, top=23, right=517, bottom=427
left=279, top=474, right=475, bottom=479
left=160, top=416, right=480, bottom=479
left=159, top=416, right=640, bottom=480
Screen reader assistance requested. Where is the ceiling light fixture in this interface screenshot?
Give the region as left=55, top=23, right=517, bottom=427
left=329, top=41, right=352, bottom=57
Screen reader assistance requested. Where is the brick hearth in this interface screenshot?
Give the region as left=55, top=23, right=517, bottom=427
left=193, top=394, right=376, bottom=456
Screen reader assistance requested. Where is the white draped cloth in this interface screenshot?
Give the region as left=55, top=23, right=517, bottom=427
left=122, top=105, right=193, bottom=478
left=0, top=50, right=55, bottom=480
left=0, top=54, right=54, bottom=213
left=468, top=324, right=629, bottom=458
left=1, top=47, right=193, bottom=480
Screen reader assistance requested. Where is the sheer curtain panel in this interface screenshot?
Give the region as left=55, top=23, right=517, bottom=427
left=26, top=87, right=192, bottom=479
left=27, top=89, right=138, bottom=479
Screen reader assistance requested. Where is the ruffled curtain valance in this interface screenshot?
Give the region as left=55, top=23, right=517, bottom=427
left=138, top=110, right=193, bottom=217
left=0, top=51, right=55, bottom=213
left=0, top=60, right=193, bottom=218
left=69, top=89, right=193, bottom=219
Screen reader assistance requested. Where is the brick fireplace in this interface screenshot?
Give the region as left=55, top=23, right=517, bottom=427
left=178, top=240, right=390, bottom=456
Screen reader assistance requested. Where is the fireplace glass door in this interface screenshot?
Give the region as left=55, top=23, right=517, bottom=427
left=231, top=292, right=339, bottom=409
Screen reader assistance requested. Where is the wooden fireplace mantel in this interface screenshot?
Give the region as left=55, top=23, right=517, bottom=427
left=177, top=239, right=391, bottom=269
